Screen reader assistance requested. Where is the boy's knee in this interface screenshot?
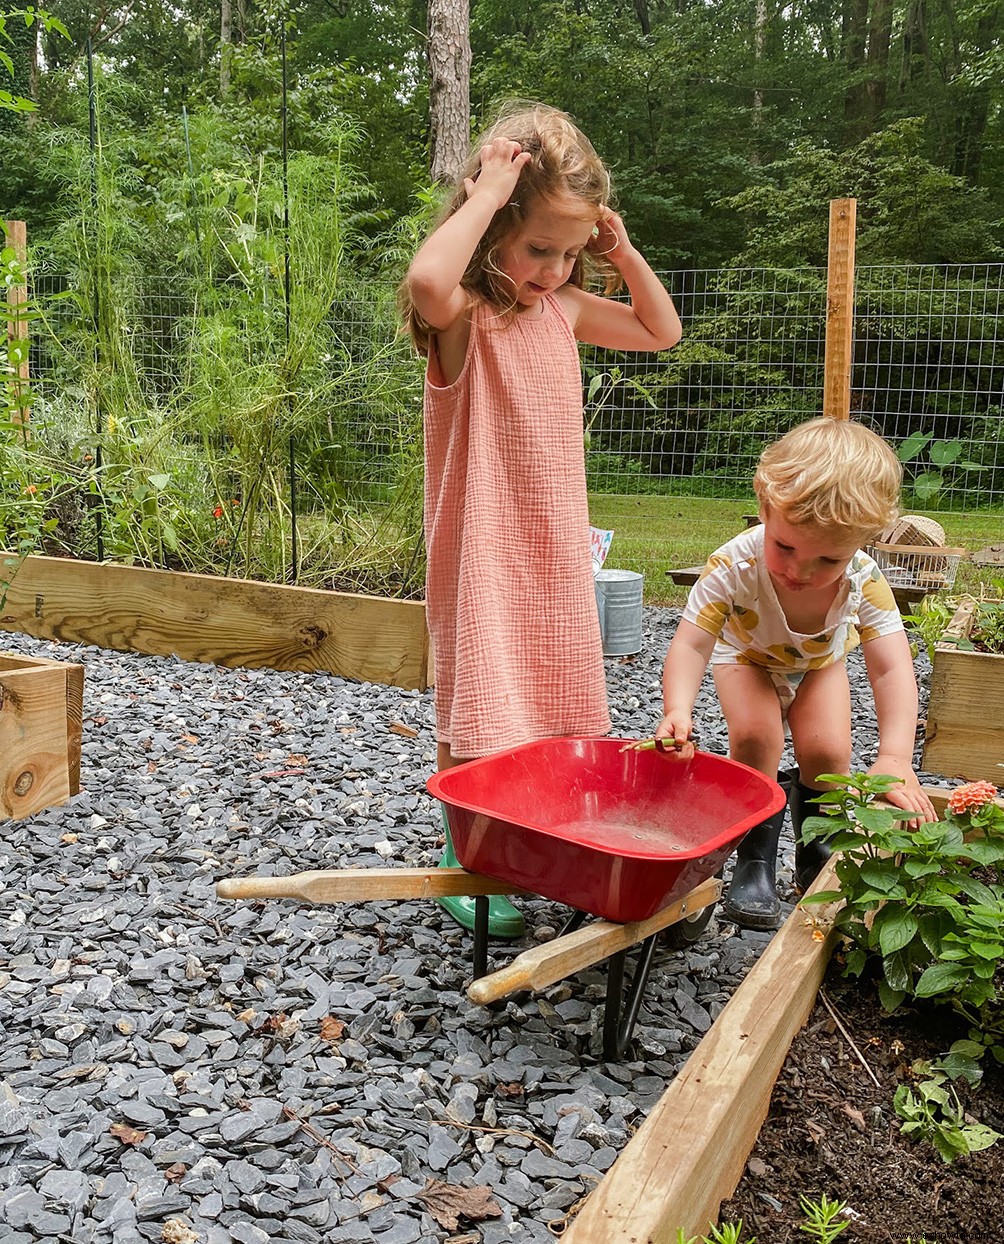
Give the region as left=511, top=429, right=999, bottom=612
left=727, top=721, right=784, bottom=771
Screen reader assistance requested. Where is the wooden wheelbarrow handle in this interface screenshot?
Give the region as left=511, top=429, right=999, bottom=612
left=216, top=867, right=530, bottom=904
left=467, top=875, right=723, bottom=1005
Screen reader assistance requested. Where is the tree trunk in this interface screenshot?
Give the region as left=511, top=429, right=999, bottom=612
left=842, top=0, right=870, bottom=132
left=428, top=0, right=471, bottom=185
left=0, top=16, right=34, bottom=137
left=220, top=0, right=232, bottom=98
left=864, top=0, right=893, bottom=122
left=751, top=0, right=767, bottom=165
left=952, top=5, right=998, bottom=181
left=899, top=0, right=928, bottom=93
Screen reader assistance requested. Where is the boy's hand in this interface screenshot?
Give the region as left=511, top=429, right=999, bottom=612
left=621, top=713, right=695, bottom=759
left=869, top=754, right=937, bottom=828
left=464, top=139, right=532, bottom=212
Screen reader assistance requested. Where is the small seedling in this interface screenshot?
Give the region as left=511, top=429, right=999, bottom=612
left=798, top=1193, right=849, bottom=1242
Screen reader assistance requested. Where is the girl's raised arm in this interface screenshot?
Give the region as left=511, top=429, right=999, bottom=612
left=559, top=210, right=681, bottom=353
left=406, top=141, right=530, bottom=332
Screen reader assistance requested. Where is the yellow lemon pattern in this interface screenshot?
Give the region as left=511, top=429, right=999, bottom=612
left=683, top=526, right=904, bottom=676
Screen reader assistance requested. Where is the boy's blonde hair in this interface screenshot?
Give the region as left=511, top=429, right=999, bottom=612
left=401, top=101, right=619, bottom=353
left=754, top=417, right=901, bottom=540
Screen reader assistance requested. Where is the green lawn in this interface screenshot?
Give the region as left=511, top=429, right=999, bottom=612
left=588, top=494, right=1004, bottom=607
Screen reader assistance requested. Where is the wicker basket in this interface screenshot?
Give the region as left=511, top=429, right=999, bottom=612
left=866, top=542, right=967, bottom=591
left=877, top=515, right=947, bottom=548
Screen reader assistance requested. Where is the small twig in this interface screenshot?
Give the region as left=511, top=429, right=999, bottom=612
left=429, top=1118, right=557, bottom=1156
left=546, top=1177, right=600, bottom=1236
left=819, top=989, right=882, bottom=1089
left=281, top=1105, right=362, bottom=1175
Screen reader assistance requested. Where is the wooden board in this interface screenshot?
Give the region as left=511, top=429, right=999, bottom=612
left=924, top=642, right=1004, bottom=785
left=822, top=198, right=856, bottom=421
left=468, top=876, right=722, bottom=1004
left=0, top=650, right=83, bottom=795
left=0, top=553, right=431, bottom=692
left=564, top=859, right=843, bottom=1243
left=217, top=867, right=529, bottom=903
left=0, top=658, right=79, bottom=818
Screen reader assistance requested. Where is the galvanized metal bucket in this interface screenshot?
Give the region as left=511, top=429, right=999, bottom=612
left=594, top=569, right=644, bottom=656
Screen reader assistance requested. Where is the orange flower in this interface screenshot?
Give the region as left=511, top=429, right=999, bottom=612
left=947, top=780, right=998, bottom=814
left=212, top=504, right=224, bottom=519
left=23, top=484, right=37, bottom=495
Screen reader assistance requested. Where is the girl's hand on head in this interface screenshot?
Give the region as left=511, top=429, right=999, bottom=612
left=463, top=139, right=532, bottom=213
left=588, top=207, right=634, bottom=264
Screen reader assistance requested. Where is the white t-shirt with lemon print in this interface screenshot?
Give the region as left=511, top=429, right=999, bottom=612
left=682, top=524, right=903, bottom=674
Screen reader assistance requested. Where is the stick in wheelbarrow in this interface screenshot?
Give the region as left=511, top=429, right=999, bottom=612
left=216, top=867, right=531, bottom=904
left=467, top=875, right=723, bottom=1005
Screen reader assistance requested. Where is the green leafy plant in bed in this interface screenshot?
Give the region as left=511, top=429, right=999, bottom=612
left=802, top=774, right=1004, bottom=1159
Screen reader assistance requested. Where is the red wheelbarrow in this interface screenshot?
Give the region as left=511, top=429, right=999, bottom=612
left=217, top=739, right=785, bottom=1059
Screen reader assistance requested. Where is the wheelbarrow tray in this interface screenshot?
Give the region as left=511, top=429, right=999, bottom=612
left=427, top=738, right=786, bottom=923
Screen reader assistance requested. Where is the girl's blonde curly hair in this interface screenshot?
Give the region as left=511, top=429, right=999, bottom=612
left=754, top=417, right=902, bottom=541
left=400, top=101, right=620, bottom=354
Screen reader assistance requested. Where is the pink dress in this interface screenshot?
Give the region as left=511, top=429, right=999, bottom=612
left=424, top=293, right=611, bottom=758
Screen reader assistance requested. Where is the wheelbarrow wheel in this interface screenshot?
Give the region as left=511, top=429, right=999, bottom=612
left=661, top=868, right=722, bottom=950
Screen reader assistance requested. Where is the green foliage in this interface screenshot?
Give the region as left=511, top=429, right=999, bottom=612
left=0, top=7, right=66, bottom=113
left=675, top=1196, right=852, bottom=1243
left=8, top=55, right=426, bottom=594
left=896, top=429, right=989, bottom=509
left=725, top=120, right=1003, bottom=269
left=803, top=772, right=1004, bottom=1164
left=905, top=593, right=1004, bottom=659
left=894, top=1053, right=1002, bottom=1163
left=798, top=1194, right=849, bottom=1243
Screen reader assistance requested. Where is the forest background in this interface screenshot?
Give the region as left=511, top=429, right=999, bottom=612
left=1, top=0, right=1003, bottom=599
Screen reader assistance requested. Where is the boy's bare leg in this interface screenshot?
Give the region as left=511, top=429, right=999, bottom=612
left=713, top=664, right=785, bottom=777
left=786, top=661, right=853, bottom=889
left=714, top=665, right=788, bottom=929
left=786, top=661, right=852, bottom=787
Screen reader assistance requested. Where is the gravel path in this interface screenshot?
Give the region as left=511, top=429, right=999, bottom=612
left=0, top=609, right=935, bottom=1244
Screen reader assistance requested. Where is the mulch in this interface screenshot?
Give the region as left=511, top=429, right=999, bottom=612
left=720, top=957, right=1003, bottom=1244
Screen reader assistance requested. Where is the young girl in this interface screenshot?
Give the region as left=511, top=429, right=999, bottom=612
left=402, top=102, right=681, bottom=936
left=650, top=418, right=937, bottom=929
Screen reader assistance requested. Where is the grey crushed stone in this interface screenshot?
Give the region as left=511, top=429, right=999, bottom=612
left=0, top=607, right=939, bottom=1241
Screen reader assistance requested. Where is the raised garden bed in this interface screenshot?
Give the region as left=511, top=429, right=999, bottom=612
left=0, top=552, right=430, bottom=691
left=924, top=596, right=1004, bottom=784
left=720, top=962, right=1004, bottom=1242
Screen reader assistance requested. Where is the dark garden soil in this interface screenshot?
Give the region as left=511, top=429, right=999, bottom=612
left=720, top=957, right=1003, bottom=1244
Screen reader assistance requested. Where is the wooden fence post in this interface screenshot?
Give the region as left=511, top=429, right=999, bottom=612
left=822, top=198, right=856, bottom=421
left=4, top=219, right=30, bottom=426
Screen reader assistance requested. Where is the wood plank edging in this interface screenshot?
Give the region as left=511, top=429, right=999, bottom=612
left=0, top=553, right=430, bottom=691
left=564, top=857, right=844, bottom=1243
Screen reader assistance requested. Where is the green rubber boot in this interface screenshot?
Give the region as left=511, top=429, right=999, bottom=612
left=436, top=807, right=525, bottom=938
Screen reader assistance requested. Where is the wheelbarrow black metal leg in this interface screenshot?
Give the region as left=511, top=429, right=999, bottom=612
left=558, top=909, right=589, bottom=938
left=602, top=933, right=660, bottom=1061
left=473, top=896, right=490, bottom=980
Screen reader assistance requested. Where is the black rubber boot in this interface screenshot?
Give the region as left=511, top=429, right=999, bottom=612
left=791, top=779, right=831, bottom=892
left=723, top=804, right=787, bottom=930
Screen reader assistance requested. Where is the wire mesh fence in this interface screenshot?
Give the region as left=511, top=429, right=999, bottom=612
left=14, top=261, right=1004, bottom=590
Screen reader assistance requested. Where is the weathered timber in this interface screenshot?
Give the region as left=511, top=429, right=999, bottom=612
left=822, top=197, right=856, bottom=421
left=0, top=554, right=430, bottom=691
left=217, top=867, right=529, bottom=903
left=924, top=597, right=1003, bottom=785
left=467, top=876, right=722, bottom=1005
left=0, top=653, right=83, bottom=819
left=564, top=858, right=843, bottom=1243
